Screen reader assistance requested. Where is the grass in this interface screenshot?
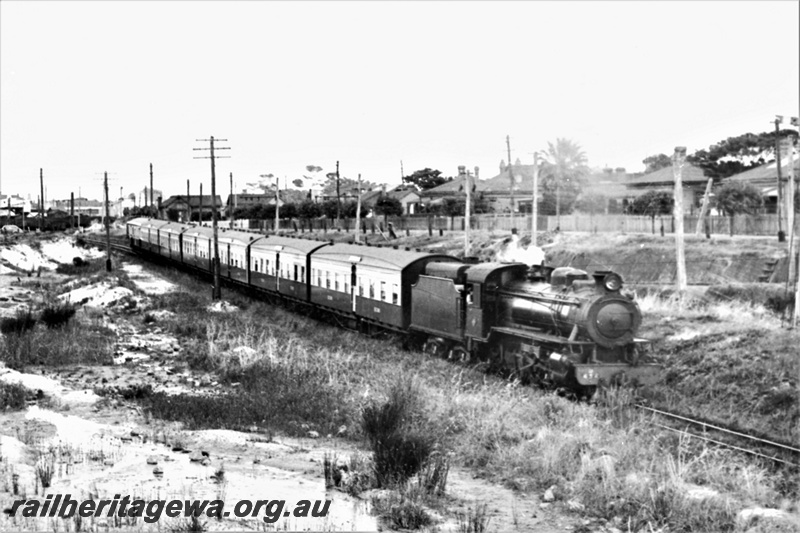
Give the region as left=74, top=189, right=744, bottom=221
left=0, top=308, right=37, bottom=335
left=0, top=318, right=115, bottom=369
left=12, top=232, right=792, bottom=533
left=636, top=291, right=800, bottom=444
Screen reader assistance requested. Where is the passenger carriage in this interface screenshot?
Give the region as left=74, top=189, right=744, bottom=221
left=216, top=229, right=265, bottom=285
left=309, top=243, right=457, bottom=330
left=181, top=225, right=214, bottom=272
left=157, top=222, right=189, bottom=263
left=249, top=236, right=330, bottom=300
left=138, top=219, right=171, bottom=254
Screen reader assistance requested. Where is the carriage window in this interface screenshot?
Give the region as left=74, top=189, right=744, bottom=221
left=317, top=270, right=322, bottom=286
left=326, top=271, right=331, bottom=289
left=358, top=277, right=364, bottom=296
left=392, top=284, right=399, bottom=305
left=344, top=279, right=349, bottom=294
left=294, top=265, right=298, bottom=281
left=300, top=266, right=305, bottom=281
left=369, top=281, right=375, bottom=299
left=335, top=273, right=340, bottom=291
left=380, top=281, right=386, bottom=302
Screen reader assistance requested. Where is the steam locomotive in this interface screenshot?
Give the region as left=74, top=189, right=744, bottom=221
left=126, top=218, right=660, bottom=389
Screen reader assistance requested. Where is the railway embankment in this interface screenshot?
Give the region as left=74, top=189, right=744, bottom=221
left=1, top=230, right=798, bottom=533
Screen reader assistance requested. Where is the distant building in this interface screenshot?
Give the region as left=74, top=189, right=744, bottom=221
left=159, top=195, right=223, bottom=222
left=723, top=155, right=800, bottom=214
left=624, top=163, right=710, bottom=214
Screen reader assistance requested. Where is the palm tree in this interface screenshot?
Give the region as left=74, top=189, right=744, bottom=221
left=543, top=138, right=589, bottom=230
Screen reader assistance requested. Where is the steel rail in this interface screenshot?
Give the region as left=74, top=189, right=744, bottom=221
left=651, top=422, right=799, bottom=468
left=637, top=403, right=800, bottom=467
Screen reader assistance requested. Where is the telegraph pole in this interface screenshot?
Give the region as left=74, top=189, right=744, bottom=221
left=335, top=160, right=341, bottom=225
left=104, top=172, right=112, bottom=272
left=275, top=177, right=280, bottom=232
left=673, top=147, right=688, bottom=301
left=186, top=179, right=191, bottom=223
left=506, top=135, right=515, bottom=229
left=695, top=178, right=713, bottom=237
left=355, top=173, right=363, bottom=243
left=39, top=169, right=44, bottom=231
left=530, top=152, right=540, bottom=242
left=464, top=166, right=471, bottom=257
left=774, top=116, right=786, bottom=242
left=194, top=136, right=230, bottom=300
left=230, top=172, right=234, bottom=229
left=150, top=163, right=154, bottom=212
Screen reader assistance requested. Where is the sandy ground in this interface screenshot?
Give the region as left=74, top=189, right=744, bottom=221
left=0, top=236, right=587, bottom=533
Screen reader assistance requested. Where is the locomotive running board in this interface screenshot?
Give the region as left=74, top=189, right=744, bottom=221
left=489, top=327, right=595, bottom=347
left=573, top=364, right=662, bottom=387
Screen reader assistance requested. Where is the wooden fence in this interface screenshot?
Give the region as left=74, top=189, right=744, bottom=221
left=227, top=213, right=793, bottom=237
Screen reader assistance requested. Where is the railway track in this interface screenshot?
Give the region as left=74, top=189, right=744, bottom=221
left=635, top=403, right=800, bottom=468
left=79, top=236, right=133, bottom=255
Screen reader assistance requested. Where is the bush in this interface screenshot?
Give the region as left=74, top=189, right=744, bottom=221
left=362, top=380, right=435, bottom=487
left=40, top=301, right=77, bottom=329
left=0, top=309, right=37, bottom=335
left=0, top=381, right=30, bottom=410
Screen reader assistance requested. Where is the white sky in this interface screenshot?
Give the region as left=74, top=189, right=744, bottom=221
left=1, top=0, right=798, bottom=202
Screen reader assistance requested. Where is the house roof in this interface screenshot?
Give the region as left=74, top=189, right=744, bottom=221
left=724, top=156, right=800, bottom=184
left=161, top=195, right=223, bottom=209
left=626, top=163, right=708, bottom=186
left=422, top=175, right=484, bottom=196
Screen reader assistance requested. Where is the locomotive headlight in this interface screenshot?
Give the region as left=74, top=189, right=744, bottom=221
left=603, top=273, right=623, bottom=292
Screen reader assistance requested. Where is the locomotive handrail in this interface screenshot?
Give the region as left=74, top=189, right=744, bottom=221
left=495, top=289, right=581, bottom=305
left=491, top=327, right=595, bottom=346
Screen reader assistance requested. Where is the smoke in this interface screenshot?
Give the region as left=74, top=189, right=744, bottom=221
left=496, top=234, right=545, bottom=266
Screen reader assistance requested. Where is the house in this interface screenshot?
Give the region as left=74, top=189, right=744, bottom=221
left=723, top=155, right=800, bottom=214
left=50, top=197, right=103, bottom=217
left=226, top=192, right=277, bottom=217
left=159, top=195, right=223, bottom=222
left=418, top=166, right=485, bottom=211
left=623, top=163, right=710, bottom=214
left=578, top=168, right=637, bottom=214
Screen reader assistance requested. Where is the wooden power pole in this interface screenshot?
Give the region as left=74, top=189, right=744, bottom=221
left=39, top=168, right=44, bottom=231
left=355, top=174, right=362, bottom=243
left=695, top=178, right=713, bottom=237
left=194, top=136, right=230, bottom=300
left=186, top=179, right=191, bottom=223
left=150, top=163, right=154, bottom=213
left=506, top=135, right=515, bottom=230
left=230, top=172, right=234, bottom=229
left=673, top=147, right=688, bottom=300
left=104, top=171, right=112, bottom=272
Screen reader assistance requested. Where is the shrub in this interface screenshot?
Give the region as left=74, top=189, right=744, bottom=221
left=40, top=301, right=77, bottom=329
left=0, top=381, right=30, bottom=410
left=362, top=380, right=436, bottom=487
left=0, top=308, right=37, bottom=335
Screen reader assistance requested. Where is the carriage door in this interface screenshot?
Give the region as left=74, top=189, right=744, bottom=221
left=225, top=244, right=231, bottom=278
left=275, top=253, right=281, bottom=291
left=351, top=264, right=358, bottom=312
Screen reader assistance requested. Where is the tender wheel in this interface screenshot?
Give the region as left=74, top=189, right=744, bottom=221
left=450, top=345, right=471, bottom=364
left=423, top=338, right=448, bottom=358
